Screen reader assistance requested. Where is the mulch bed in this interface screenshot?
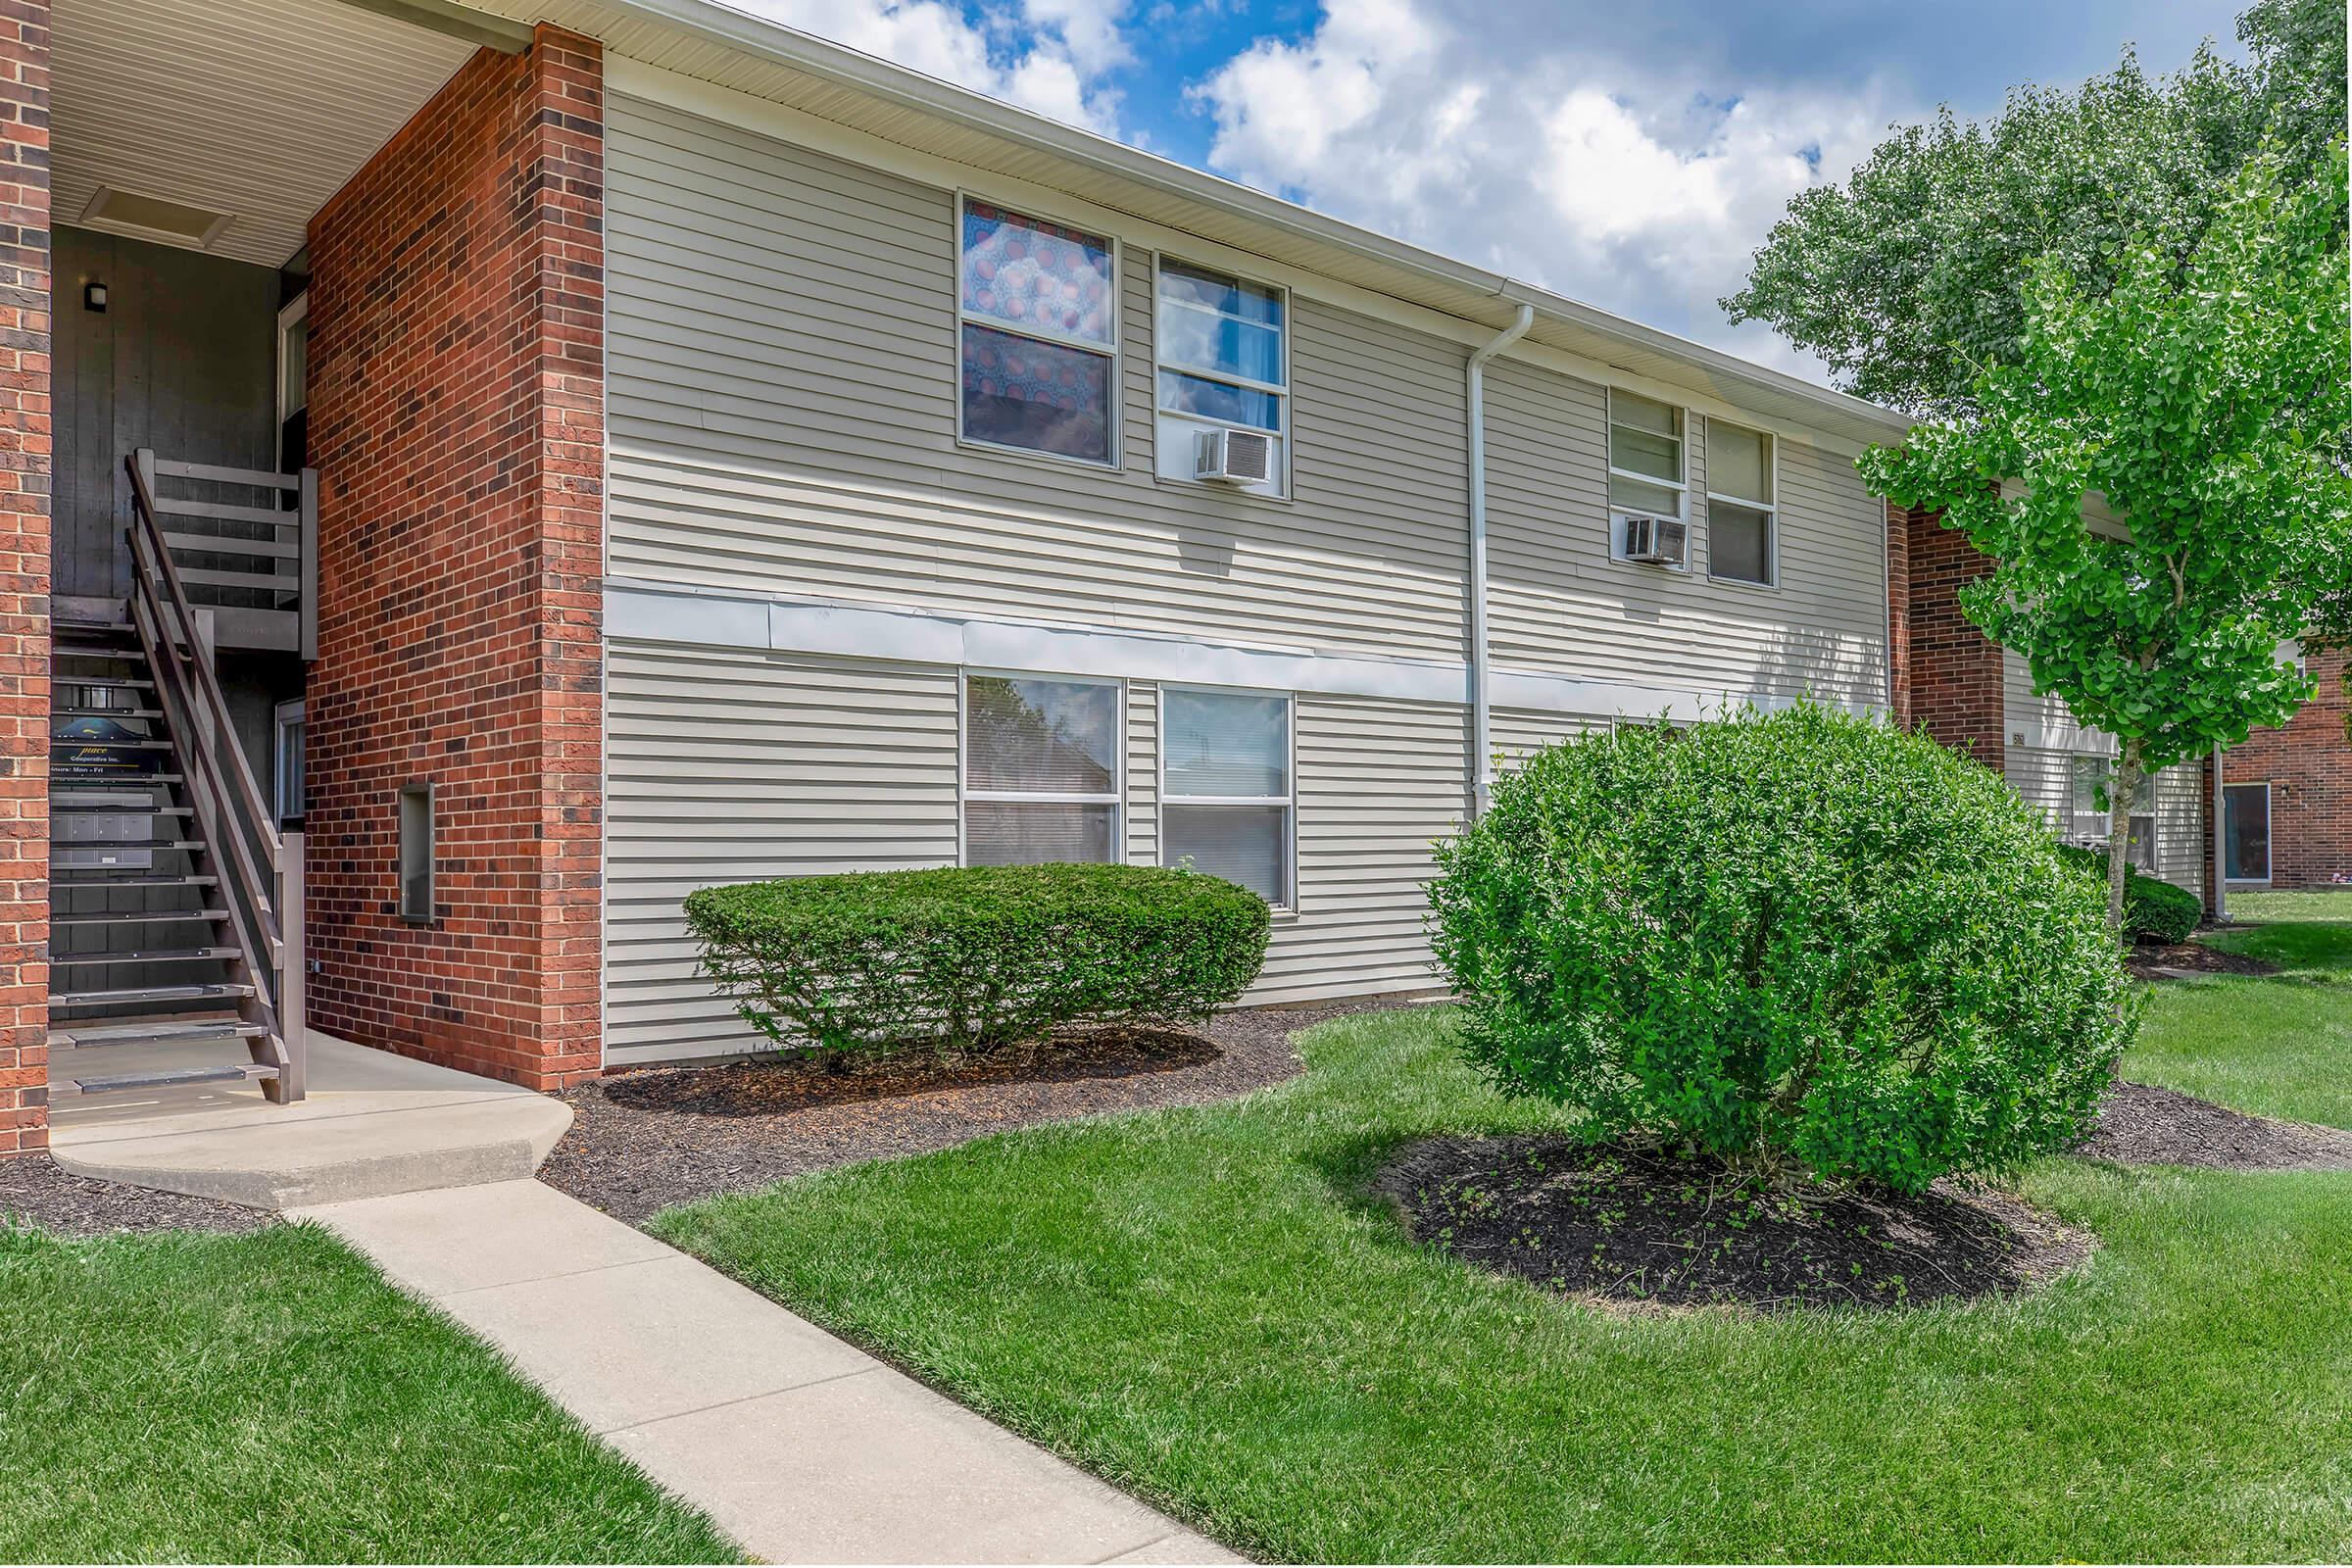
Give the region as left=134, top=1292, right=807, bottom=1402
left=544, top=997, right=1438, bottom=1221
left=1374, top=1136, right=2091, bottom=1313
left=2079, top=1080, right=2352, bottom=1171
left=2126, top=939, right=2279, bottom=981
left=0, top=1153, right=272, bottom=1238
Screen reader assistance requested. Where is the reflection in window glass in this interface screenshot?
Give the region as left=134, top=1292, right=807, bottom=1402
left=961, top=323, right=1114, bottom=463
left=958, top=200, right=1117, bottom=463
left=1160, top=688, right=1292, bottom=906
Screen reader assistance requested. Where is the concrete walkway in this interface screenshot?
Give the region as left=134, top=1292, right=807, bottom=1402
left=51, top=1031, right=571, bottom=1208
left=298, top=1179, right=1237, bottom=1565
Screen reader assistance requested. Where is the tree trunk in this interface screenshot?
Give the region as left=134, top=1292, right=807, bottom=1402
left=2107, top=738, right=2144, bottom=938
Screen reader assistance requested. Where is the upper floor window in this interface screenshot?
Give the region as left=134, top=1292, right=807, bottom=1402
left=1155, top=260, right=1288, bottom=496
left=1705, top=418, right=1776, bottom=587
left=962, top=673, right=1122, bottom=865
left=957, top=199, right=1118, bottom=466
left=1606, top=390, right=1685, bottom=517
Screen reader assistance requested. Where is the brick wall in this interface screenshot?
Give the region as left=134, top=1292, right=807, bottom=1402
left=303, top=25, right=604, bottom=1090
left=0, top=0, right=47, bottom=1154
left=2221, top=648, right=2351, bottom=890
left=1902, top=505, right=2004, bottom=775
left=1885, top=500, right=1911, bottom=727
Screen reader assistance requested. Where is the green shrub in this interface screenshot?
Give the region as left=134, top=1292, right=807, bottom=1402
left=1428, top=704, right=2135, bottom=1194
left=684, top=862, right=1270, bottom=1059
left=2054, top=843, right=2203, bottom=943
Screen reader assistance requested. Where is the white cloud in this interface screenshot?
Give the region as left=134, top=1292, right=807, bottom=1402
left=722, top=0, right=1131, bottom=131
left=1192, top=0, right=1897, bottom=378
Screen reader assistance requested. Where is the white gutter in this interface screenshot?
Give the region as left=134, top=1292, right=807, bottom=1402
left=1467, top=302, right=1536, bottom=818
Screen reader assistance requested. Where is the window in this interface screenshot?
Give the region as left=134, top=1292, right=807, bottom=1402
left=1705, top=418, right=1776, bottom=586
left=962, top=674, right=1121, bottom=864
left=1155, top=259, right=1287, bottom=494
left=397, top=782, right=434, bottom=924
left=957, top=199, right=1118, bottom=466
left=2224, top=782, right=2272, bottom=883
left=2069, top=756, right=2156, bottom=870
left=273, top=699, right=305, bottom=824
left=1607, top=389, right=1686, bottom=518
left=1160, top=687, right=1294, bottom=906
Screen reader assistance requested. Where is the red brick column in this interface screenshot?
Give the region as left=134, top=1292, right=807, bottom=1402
left=0, top=0, right=48, bottom=1154
left=304, top=24, right=604, bottom=1090
left=1903, top=506, right=2005, bottom=774
left=1885, top=500, right=1911, bottom=727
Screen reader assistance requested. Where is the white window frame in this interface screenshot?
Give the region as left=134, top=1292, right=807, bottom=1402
left=2069, top=754, right=2157, bottom=870
left=1152, top=252, right=1292, bottom=499
left=273, top=697, right=304, bottom=824
left=1604, top=386, right=1689, bottom=568
left=956, top=669, right=1126, bottom=866
left=1156, top=684, right=1298, bottom=912
left=1703, top=415, right=1780, bottom=590
left=2223, top=779, right=2273, bottom=885
left=276, top=290, right=308, bottom=471
left=953, top=192, right=1123, bottom=471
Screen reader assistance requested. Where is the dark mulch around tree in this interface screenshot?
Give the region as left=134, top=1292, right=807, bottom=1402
left=2079, top=1080, right=2352, bottom=1170
left=545, top=997, right=1441, bottom=1221
left=2126, top=939, right=2279, bottom=981
left=0, top=1153, right=273, bottom=1238
left=1373, top=1136, right=2091, bottom=1313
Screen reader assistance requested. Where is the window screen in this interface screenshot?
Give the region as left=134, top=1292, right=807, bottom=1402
left=1160, top=688, right=1292, bottom=906
left=963, top=674, right=1120, bottom=865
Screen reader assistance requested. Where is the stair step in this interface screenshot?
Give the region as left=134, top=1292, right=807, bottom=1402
left=52, top=803, right=190, bottom=815
left=54, top=706, right=163, bottom=719
left=52, top=948, right=241, bottom=965
left=51, top=838, right=205, bottom=852
left=52, top=737, right=172, bottom=751
left=50, top=873, right=218, bottom=888
left=67, top=1063, right=278, bottom=1096
left=54, top=676, right=155, bottom=692
left=51, top=982, right=256, bottom=1008
left=48, top=1015, right=264, bottom=1048
left=51, top=908, right=231, bottom=926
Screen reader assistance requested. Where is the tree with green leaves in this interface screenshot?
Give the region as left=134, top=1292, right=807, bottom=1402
left=1725, top=0, right=2346, bottom=419
left=1858, top=145, right=2351, bottom=932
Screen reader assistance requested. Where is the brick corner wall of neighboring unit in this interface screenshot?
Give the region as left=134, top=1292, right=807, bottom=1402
left=304, top=24, right=605, bottom=1091
left=1902, top=506, right=2005, bottom=776
left=0, top=0, right=49, bottom=1154
left=2223, top=647, right=2352, bottom=890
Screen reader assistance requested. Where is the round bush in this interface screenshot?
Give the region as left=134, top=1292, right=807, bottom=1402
left=684, top=862, right=1270, bottom=1059
left=2054, top=844, right=2203, bottom=943
left=1428, top=704, right=2136, bottom=1194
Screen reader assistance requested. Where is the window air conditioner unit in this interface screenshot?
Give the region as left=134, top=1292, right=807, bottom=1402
left=1194, top=426, right=1273, bottom=485
left=1622, top=514, right=1688, bottom=566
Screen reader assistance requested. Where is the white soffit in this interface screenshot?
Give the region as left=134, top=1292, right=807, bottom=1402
left=451, top=0, right=1912, bottom=449
left=53, top=0, right=477, bottom=269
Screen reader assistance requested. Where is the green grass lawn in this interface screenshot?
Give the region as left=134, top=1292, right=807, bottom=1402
left=657, top=931, right=2352, bottom=1564
left=0, top=1220, right=738, bottom=1563
left=2222, top=889, right=2352, bottom=924
left=2127, top=909, right=2352, bottom=1127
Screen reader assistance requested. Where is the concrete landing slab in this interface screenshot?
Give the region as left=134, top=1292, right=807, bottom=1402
left=49, top=1031, right=571, bottom=1208
left=301, top=1180, right=1239, bottom=1565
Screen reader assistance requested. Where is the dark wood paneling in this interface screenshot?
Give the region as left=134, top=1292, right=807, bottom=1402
left=53, top=226, right=278, bottom=599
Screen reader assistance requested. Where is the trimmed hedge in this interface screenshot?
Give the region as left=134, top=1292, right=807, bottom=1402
left=1428, top=704, right=2136, bottom=1194
left=684, top=862, right=1270, bottom=1058
left=2054, top=844, right=2204, bottom=943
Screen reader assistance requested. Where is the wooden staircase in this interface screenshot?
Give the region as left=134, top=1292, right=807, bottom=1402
left=46, top=458, right=306, bottom=1102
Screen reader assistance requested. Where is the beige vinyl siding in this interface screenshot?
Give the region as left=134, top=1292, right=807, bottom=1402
left=1254, top=693, right=1467, bottom=1004
left=604, top=640, right=960, bottom=1064
left=2008, top=746, right=2073, bottom=830
left=1491, top=706, right=1610, bottom=773
left=1484, top=359, right=1888, bottom=709
left=1126, top=679, right=1158, bottom=867
left=605, top=93, right=1471, bottom=663
left=2154, top=762, right=2205, bottom=892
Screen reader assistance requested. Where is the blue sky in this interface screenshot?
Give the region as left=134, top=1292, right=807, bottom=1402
left=728, top=0, right=2250, bottom=384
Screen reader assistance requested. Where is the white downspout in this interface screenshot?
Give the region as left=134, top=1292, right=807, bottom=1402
left=2211, top=746, right=2229, bottom=922
left=1467, top=301, right=1536, bottom=817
